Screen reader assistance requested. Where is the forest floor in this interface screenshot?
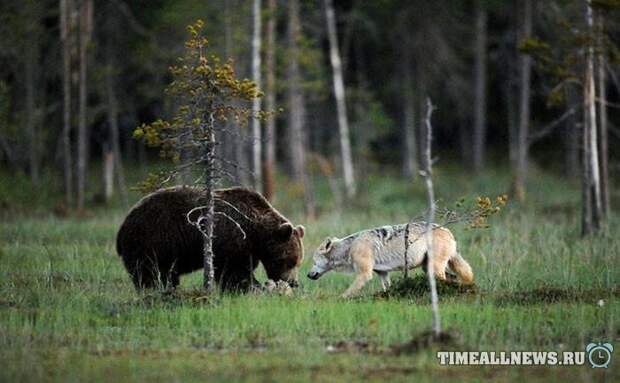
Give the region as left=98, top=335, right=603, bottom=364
left=1, top=165, right=618, bottom=382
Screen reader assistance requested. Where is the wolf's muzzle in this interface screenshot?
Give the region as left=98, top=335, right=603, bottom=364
left=307, top=271, right=320, bottom=280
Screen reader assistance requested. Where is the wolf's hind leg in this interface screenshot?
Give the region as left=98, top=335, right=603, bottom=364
left=375, top=270, right=391, bottom=291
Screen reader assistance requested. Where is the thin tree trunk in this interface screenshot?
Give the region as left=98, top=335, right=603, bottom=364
left=324, top=0, right=355, bottom=198
left=506, top=75, right=518, bottom=168
left=514, top=0, right=532, bottom=202
left=263, top=0, right=277, bottom=200
left=287, top=0, right=305, bottom=182
left=106, top=46, right=129, bottom=207
left=582, top=0, right=602, bottom=235
left=506, top=1, right=518, bottom=171
left=473, top=1, right=487, bottom=173
left=224, top=0, right=249, bottom=186
left=421, top=98, right=441, bottom=336
left=102, top=144, right=114, bottom=201
left=251, top=0, right=262, bottom=190
left=222, top=0, right=235, bottom=182
left=60, top=0, right=73, bottom=207
left=401, top=46, right=417, bottom=178
left=564, top=88, right=580, bottom=177
left=596, top=11, right=610, bottom=217
left=202, top=110, right=217, bottom=292
left=76, top=0, right=92, bottom=210
left=25, top=37, right=39, bottom=187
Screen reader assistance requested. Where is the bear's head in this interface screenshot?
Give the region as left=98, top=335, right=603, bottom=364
left=260, top=223, right=305, bottom=287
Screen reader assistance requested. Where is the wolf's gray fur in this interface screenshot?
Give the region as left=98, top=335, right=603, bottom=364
left=308, top=222, right=471, bottom=297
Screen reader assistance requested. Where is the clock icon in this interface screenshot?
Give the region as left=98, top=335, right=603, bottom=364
left=586, top=343, right=614, bottom=368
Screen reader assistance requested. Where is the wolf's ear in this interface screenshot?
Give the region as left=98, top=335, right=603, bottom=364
left=275, top=223, right=294, bottom=242
left=322, top=238, right=333, bottom=252
left=295, top=225, right=305, bottom=238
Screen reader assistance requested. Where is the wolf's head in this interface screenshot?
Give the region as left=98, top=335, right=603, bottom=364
left=307, top=236, right=349, bottom=280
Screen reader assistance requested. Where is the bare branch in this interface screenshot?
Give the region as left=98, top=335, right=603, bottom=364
left=213, top=198, right=256, bottom=223
left=215, top=212, right=247, bottom=239
left=527, top=107, right=577, bottom=145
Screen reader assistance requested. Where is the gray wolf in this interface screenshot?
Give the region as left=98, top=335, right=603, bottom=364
left=307, top=223, right=473, bottom=297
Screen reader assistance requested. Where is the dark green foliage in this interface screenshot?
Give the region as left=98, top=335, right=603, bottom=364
left=496, top=286, right=620, bottom=306
left=376, top=275, right=477, bottom=300
left=133, top=20, right=265, bottom=192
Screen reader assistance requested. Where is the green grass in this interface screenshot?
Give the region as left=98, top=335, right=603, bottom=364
left=0, top=166, right=618, bottom=381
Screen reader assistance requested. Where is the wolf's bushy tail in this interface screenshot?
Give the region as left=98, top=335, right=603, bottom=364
left=448, top=252, right=474, bottom=284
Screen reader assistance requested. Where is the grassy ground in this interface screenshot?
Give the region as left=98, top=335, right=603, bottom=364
left=1, top=166, right=618, bottom=382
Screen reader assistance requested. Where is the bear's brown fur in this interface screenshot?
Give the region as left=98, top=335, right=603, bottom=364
left=116, top=186, right=305, bottom=291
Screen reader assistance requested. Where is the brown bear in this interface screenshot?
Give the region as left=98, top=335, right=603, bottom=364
left=116, top=186, right=305, bottom=291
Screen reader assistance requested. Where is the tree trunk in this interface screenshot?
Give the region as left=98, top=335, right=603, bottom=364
left=105, top=24, right=129, bottom=207
left=202, top=111, right=217, bottom=292
left=102, top=144, right=114, bottom=201
left=222, top=0, right=234, bottom=182
left=582, top=0, right=602, bottom=235
left=472, top=1, right=488, bottom=173
left=506, top=1, right=518, bottom=171
left=25, top=35, right=39, bottom=187
left=596, top=11, right=610, bottom=217
left=514, top=0, right=532, bottom=202
left=421, top=98, right=441, bottom=336
left=564, top=88, right=580, bottom=178
left=251, top=0, right=263, bottom=190
left=223, top=0, right=249, bottom=186
left=76, top=0, right=92, bottom=210
left=287, top=0, right=305, bottom=182
left=401, top=45, right=417, bottom=178
left=324, top=0, right=356, bottom=198
left=263, top=0, right=277, bottom=201
left=506, top=73, right=518, bottom=169
left=60, top=0, right=73, bottom=207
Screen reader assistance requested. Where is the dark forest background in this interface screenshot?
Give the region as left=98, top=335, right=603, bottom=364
left=0, top=0, right=618, bottom=232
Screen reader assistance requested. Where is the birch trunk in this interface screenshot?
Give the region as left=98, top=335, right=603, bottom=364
left=324, top=0, right=356, bottom=198
left=60, top=0, right=73, bottom=207
left=251, top=0, right=262, bottom=190
left=596, top=11, right=609, bottom=218
left=287, top=0, right=305, bottom=182
left=263, top=0, right=277, bottom=200
left=514, top=0, right=532, bottom=202
left=473, top=2, right=488, bottom=173
left=582, top=0, right=602, bottom=235
left=421, top=98, right=441, bottom=336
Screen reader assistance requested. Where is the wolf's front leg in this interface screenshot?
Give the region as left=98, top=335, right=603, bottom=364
left=341, top=239, right=375, bottom=298
left=342, top=270, right=373, bottom=298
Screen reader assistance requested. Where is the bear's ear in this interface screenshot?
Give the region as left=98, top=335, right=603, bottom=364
left=275, top=223, right=294, bottom=242
left=295, top=225, right=305, bottom=238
